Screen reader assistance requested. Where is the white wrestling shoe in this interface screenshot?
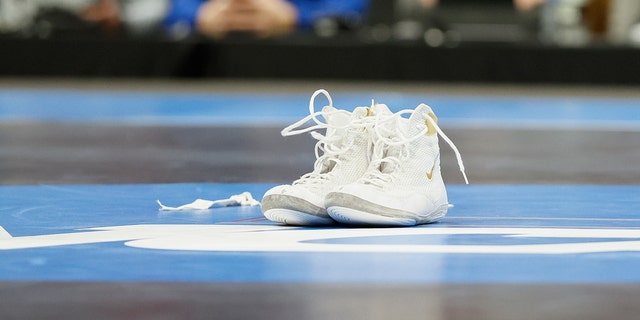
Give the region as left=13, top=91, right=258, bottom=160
left=261, top=90, right=392, bottom=226
left=326, top=103, right=468, bottom=227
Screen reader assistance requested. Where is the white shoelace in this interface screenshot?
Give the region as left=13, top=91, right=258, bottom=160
left=280, top=89, right=372, bottom=186
left=364, top=105, right=469, bottom=185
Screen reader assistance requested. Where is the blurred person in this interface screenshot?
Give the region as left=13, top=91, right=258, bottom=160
left=387, top=0, right=545, bottom=44
left=414, top=0, right=546, bottom=12
left=164, top=0, right=368, bottom=39
left=608, top=0, right=640, bottom=45
left=532, top=0, right=639, bottom=45
left=0, top=0, right=168, bottom=37
left=582, top=0, right=609, bottom=38
left=0, top=0, right=92, bottom=34
left=77, top=0, right=170, bottom=35
left=81, top=0, right=170, bottom=35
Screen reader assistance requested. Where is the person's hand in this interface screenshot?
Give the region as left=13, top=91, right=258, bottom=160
left=196, top=0, right=232, bottom=39
left=196, top=0, right=298, bottom=39
left=236, top=0, right=297, bottom=38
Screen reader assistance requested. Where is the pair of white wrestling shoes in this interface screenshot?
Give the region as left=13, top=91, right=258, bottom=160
left=261, top=89, right=468, bottom=227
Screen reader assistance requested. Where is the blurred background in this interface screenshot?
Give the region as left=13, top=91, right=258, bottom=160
left=1, top=0, right=639, bottom=84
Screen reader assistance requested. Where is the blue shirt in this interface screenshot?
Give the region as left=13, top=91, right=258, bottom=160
left=164, top=0, right=368, bottom=32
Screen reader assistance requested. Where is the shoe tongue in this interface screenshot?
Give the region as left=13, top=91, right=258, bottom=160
left=371, top=103, right=392, bottom=117
left=367, top=103, right=395, bottom=139
left=323, top=105, right=376, bottom=138
left=316, top=106, right=352, bottom=174
left=370, top=104, right=401, bottom=174
left=322, top=105, right=350, bottom=127
left=351, top=106, right=370, bottom=120
left=379, top=117, right=406, bottom=174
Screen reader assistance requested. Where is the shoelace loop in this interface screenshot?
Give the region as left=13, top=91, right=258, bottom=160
left=281, top=89, right=349, bottom=136
left=280, top=89, right=373, bottom=186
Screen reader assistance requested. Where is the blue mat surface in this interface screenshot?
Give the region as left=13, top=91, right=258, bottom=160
left=1, top=89, right=639, bottom=129
left=2, top=183, right=639, bottom=283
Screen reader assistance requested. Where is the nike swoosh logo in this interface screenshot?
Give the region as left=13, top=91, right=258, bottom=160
left=427, top=163, right=436, bottom=180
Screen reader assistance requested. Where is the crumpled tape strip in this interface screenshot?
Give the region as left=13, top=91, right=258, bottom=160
left=157, top=192, right=260, bottom=211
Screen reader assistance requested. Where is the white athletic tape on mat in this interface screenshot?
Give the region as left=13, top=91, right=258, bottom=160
left=157, top=192, right=260, bottom=211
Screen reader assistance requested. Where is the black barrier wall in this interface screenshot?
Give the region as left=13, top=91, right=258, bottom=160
left=2, top=37, right=639, bottom=85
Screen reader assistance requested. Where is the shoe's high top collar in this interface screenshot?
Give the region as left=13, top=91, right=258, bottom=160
left=364, top=103, right=469, bottom=185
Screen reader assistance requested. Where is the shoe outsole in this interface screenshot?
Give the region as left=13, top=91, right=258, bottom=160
left=263, top=208, right=335, bottom=226
left=327, top=206, right=417, bottom=226
left=327, top=204, right=448, bottom=227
